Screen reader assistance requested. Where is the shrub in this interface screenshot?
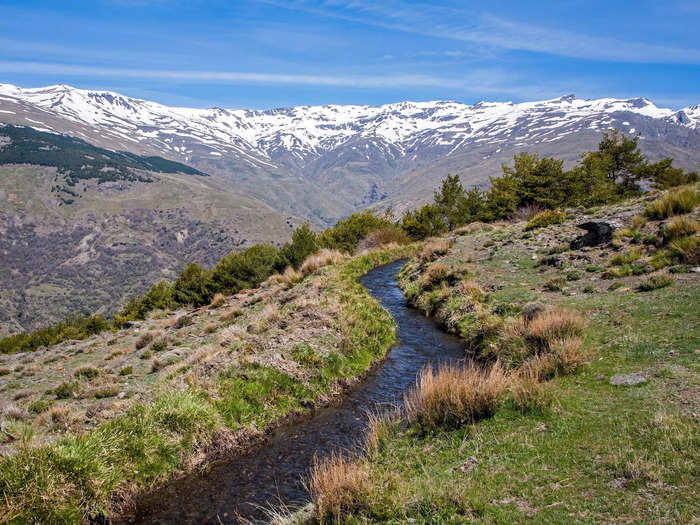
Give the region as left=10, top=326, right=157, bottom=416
left=664, top=216, right=699, bottom=241
left=420, top=237, right=453, bottom=261
left=209, top=293, right=226, bottom=309
left=404, top=362, right=506, bottom=428
left=510, top=371, right=553, bottom=413
left=28, top=399, right=54, bottom=414
left=175, top=315, right=193, bottom=329
left=135, top=332, right=154, bottom=350
left=669, top=235, right=699, bottom=264
left=280, top=266, right=304, bottom=287
left=172, top=262, right=214, bottom=307
left=583, top=284, right=597, bottom=293
left=515, top=203, right=545, bottom=221
left=609, top=247, right=643, bottom=266
left=637, top=275, right=673, bottom=292
left=565, top=269, right=582, bottom=281
left=356, top=227, right=410, bottom=252
left=308, top=452, right=369, bottom=524
left=90, top=385, right=120, bottom=399
left=275, top=223, right=318, bottom=270
left=150, top=338, right=168, bottom=352
left=457, top=280, right=485, bottom=301
left=631, top=214, right=646, bottom=229
left=211, top=244, right=279, bottom=295
left=220, top=308, right=243, bottom=325
left=300, top=249, right=344, bottom=275
left=645, top=187, right=700, bottom=219
left=524, top=209, right=567, bottom=231
left=54, top=381, right=79, bottom=400
left=543, top=277, right=566, bottom=291
left=119, top=366, right=133, bottom=376
left=290, top=343, right=322, bottom=367
left=454, top=222, right=493, bottom=235
left=74, top=366, right=100, bottom=379
left=608, top=281, right=624, bottom=291
left=526, top=308, right=586, bottom=352
left=421, top=262, right=450, bottom=288
left=317, top=210, right=392, bottom=252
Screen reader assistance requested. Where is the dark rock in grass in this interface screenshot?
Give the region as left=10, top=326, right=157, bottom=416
left=609, top=373, right=646, bottom=386
left=521, top=301, right=546, bottom=321
left=571, top=221, right=615, bottom=249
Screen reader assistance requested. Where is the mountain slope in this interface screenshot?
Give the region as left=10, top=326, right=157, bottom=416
left=0, top=125, right=297, bottom=335
left=1, top=84, right=698, bottom=218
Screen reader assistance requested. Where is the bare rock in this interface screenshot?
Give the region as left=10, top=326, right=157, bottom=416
left=609, top=373, right=646, bottom=386
left=571, top=221, right=615, bottom=249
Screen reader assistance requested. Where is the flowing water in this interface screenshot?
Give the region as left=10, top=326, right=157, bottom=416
left=127, top=260, right=465, bottom=524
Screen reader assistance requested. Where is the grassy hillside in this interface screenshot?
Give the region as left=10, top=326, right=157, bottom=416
left=0, top=245, right=415, bottom=523
left=301, top=186, right=699, bottom=524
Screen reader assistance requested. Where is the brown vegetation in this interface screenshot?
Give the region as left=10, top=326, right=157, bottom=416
left=404, top=362, right=507, bottom=428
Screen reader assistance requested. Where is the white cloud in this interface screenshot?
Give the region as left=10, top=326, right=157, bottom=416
left=0, top=60, right=464, bottom=88
left=258, top=0, right=700, bottom=64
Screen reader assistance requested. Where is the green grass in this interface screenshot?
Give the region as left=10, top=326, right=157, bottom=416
left=324, top=275, right=699, bottom=524
left=0, top=245, right=416, bottom=524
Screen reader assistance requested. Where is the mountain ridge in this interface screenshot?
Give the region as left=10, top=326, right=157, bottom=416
left=1, top=83, right=699, bottom=221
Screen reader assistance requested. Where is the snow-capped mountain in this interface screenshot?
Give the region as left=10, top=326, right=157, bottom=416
left=1, top=83, right=698, bottom=219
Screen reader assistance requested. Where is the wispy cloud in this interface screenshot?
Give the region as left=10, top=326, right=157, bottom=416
left=0, top=60, right=464, bottom=88
left=258, top=0, right=700, bottom=64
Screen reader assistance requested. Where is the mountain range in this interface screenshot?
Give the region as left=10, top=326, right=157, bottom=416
left=0, top=83, right=699, bottom=334
left=2, top=84, right=699, bottom=220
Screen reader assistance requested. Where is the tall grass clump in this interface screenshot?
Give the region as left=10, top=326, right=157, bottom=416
left=524, top=209, right=567, bottom=231
left=301, top=249, right=345, bottom=275
left=420, top=237, right=453, bottom=261
left=356, top=227, right=410, bottom=252
left=307, top=452, right=369, bottom=524
left=404, top=362, right=506, bottom=429
left=645, top=187, right=700, bottom=219
left=664, top=216, right=699, bottom=241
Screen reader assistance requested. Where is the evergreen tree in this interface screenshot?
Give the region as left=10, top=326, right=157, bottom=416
left=172, top=263, right=214, bottom=306
left=276, top=223, right=318, bottom=270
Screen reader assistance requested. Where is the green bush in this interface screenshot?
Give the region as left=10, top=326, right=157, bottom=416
left=28, top=399, right=54, bottom=414
left=275, top=223, right=318, bottom=270
left=318, top=211, right=393, bottom=252
left=119, top=366, right=133, bottom=376
left=54, top=382, right=79, bottom=400
left=645, top=187, right=700, bottom=219
left=74, top=366, right=100, bottom=379
left=525, top=209, right=567, bottom=231
left=172, top=263, right=214, bottom=307
left=637, top=275, right=674, bottom=291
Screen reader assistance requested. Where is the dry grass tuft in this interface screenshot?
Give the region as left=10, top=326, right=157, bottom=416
left=420, top=237, right=453, bottom=261
left=664, top=215, right=699, bottom=241
left=457, top=280, right=484, bottom=300
left=510, top=368, right=553, bottom=413
left=218, top=324, right=247, bottom=347
left=356, top=227, right=411, bottom=252
left=515, top=204, right=545, bottom=222
left=209, top=293, right=226, bottom=309
left=526, top=308, right=587, bottom=350
left=135, top=332, right=155, bottom=350
left=308, top=452, right=370, bottom=524
left=280, top=266, right=304, bottom=287
left=645, top=187, right=700, bottom=219
left=405, top=362, right=506, bottom=428
left=454, top=222, right=493, bottom=235
left=301, top=249, right=345, bottom=275
left=421, top=262, right=450, bottom=288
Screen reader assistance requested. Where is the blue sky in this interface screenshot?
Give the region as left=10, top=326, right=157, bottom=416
left=0, top=0, right=698, bottom=109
